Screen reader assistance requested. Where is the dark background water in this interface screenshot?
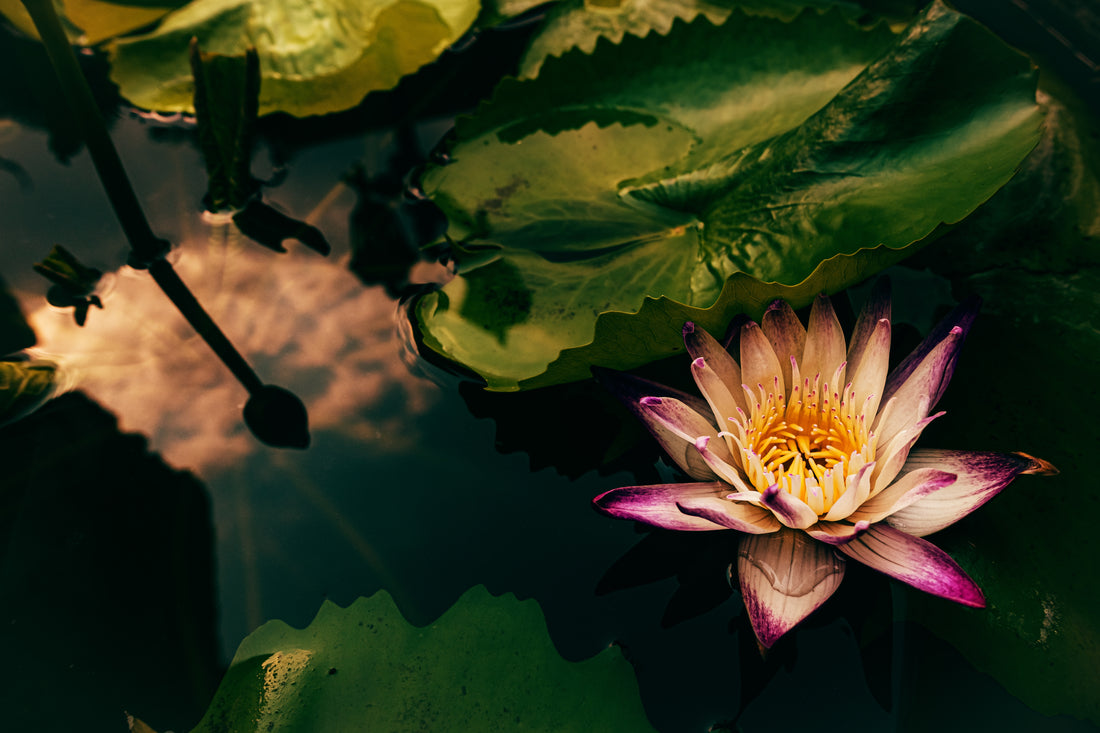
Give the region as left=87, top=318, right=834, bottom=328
left=0, top=2, right=1098, bottom=731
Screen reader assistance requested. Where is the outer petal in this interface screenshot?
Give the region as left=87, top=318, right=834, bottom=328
left=638, top=396, right=731, bottom=481
left=683, top=322, right=746, bottom=414
left=885, top=450, right=1057, bottom=537
left=846, top=277, right=892, bottom=379
left=676, top=496, right=781, bottom=534
left=801, top=294, right=847, bottom=392
left=881, top=296, right=979, bottom=409
left=737, top=529, right=846, bottom=648
left=593, top=483, right=730, bottom=531
left=761, top=300, right=805, bottom=393
left=740, top=321, right=785, bottom=400
left=873, top=325, right=964, bottom=447
left=695, top=436, right=753, bottom=491
left=837, top=524, right=984, bottom=607
left=691, top=357, right=743, bottom=442
left=848, top=468, right=957, bottom=524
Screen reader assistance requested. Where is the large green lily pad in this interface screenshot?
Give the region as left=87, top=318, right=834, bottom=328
left=108, top=0, right=481, bottom=117
left=191, top=585, right=655, bottom=732
left=416, top=2, right=1042, bottom=390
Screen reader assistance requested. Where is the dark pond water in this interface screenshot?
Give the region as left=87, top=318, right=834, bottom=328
left=1, top=4, right=1098, bottom=733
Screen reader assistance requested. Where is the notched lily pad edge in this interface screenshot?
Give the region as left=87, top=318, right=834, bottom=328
left=448, top=5, right=892, bottom=145
left=417, top=235, right=930, bottom=392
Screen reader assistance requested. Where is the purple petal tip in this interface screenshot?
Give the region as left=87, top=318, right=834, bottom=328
left=683, top=322, right=696, bottom=335
left=639, top=396, right=662, bottom=406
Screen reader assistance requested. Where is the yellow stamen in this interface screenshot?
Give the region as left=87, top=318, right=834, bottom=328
left=730, top=367, right=876, bottom=516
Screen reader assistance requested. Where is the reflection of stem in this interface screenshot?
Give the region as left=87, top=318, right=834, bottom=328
left=21, top=0, right=263, bottom=398
left=149, top=261, right=263, bottom=394
left=304, top=181, right=350, bottom=227
left=21, top=0, right=166, bottom=265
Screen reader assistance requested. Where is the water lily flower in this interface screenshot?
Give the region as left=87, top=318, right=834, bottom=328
left=593, top=281, right=1055, bottom=647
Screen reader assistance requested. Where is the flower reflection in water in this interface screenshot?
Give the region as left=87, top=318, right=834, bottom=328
left=594, top=281, right=1057, bottom=648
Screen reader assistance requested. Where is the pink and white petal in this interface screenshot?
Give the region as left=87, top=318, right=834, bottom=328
left=761, top=485, right=820, bottom=529
left=822, top=460, right=876, bottom=521
left=848, top=468, right=957, bottom=524
left=737, top=530, right=846, bottom=648
left=804, top=520, right=871, bottom=545
left=639, top=396, right=733, bottom=480
left=740, top=321, right=785, bottom=399
left=677, top=496, right=781, bottom=534
left=848, top=318, right=891, bottom=420
left=838, top=524, right=984, bottom=607
left=882, top=296, right=979, bottom=408
left=846, top=277, right=892, bottom=379
left=801, top=294, right=847, bottom=391
left=691, top=358, right=743, bottom=434
left=684, top=323, right=747, bottom=413
left=761, top=300, right=806, bottom=392
left=593, top=483, right=730, bottom=531
left=874, top=327, right=963, bottom=445
left=871, top=411, right=943, bottom=490
left=695, top=436, right=753, bottom=489
left=884, top=450, right=1055, bottom=537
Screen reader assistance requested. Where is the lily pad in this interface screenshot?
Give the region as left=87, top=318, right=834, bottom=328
left=518, top=0, right=877, bottom=79
left=416, top=2, right=1042, bottom=390
left=192, top=585, right=655, bottom=732
left=107, top=0, right=481, bottom=117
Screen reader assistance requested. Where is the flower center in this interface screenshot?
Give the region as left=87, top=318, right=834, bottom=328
left=728, top=373, right=877, bottom=515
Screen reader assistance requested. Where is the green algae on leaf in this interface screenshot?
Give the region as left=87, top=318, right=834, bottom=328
left=108, top=0, right=481, bottom=117
left=191, top=586, right=655, bottom=733
left=416, top=2, right=1043, bottom=390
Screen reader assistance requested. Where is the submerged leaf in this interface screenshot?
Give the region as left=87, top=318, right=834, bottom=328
left=33, top=245, right=103, bottom=297
left=190, top=41, right=259, bottom=211
left=108, top=0, right=481, bottom=117
left=417, top=2, right=1042, bottom=390
left=192, top=586, right=655, bottom=732
left=0, top=359, right=59, bottom=426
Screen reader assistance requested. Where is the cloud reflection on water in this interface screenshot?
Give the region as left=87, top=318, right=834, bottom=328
left=24, top=202, right=439, bottom=476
